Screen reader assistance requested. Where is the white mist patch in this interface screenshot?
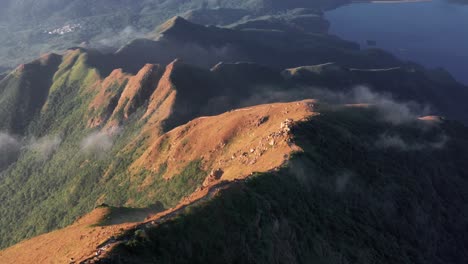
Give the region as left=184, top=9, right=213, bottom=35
left=94, top=26, right=149, bottom=49
left=0, top=132, right=21, bottom=169
left=81, top=127, right=120, bottom=157
left=169, top=43, right=242, bottom=67
left=240, top=87, right=313, bottom=107
left=29, top=135, right=62, bottom=159
left=287, top=159, right=315, bottom=189
left=349, top=86, right=430, bottom=125
left=305, top=86, right=431, bottom=124
left=0, top=132, right=19, bottom=151
left=335, top=172, right=353, bottom=193
left=241, top=85, right=431, bottom=125
left=375, top=133, right=448, bottom=151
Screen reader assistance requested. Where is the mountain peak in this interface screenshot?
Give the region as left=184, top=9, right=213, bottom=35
left=157, top=16, right=196, bottom=35
left=167, top=58, right=184, bottom=68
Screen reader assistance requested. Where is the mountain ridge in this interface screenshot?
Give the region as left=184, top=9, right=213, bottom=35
left=0, top=99, right=318, bottom=263
left=0, top=12, right=467, bottom=264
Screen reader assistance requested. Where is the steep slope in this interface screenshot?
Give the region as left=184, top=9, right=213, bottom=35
left=87, top=68, right=132, bottom=128
left=136, top=100, right=315, bottom=181
left=0, top=0, right=350, bottom=72
left=3, top=102, right=466, bottom=264
left=0, top=100, right=317, bottom=263
left=142, top=59, right=220, bottom=133
left=0, top=206, right=137, bottom=264
left=0, top=53, right=61, bottom=133
left=105, top=64, right=164, bottom=127
left=113, top=17, right=468, bottom=124
left=99, top=106, right=468, bottom=264
left=0, top=49, right=163, bottom=249
left=0, top=45, right=312, bottom=249
left=283, top=63, right=468, bottom=124
left=1, top=14, right=468, bottom=260
left=1, top=39, right=467, bottom=251
left=118, top=16, right=363, bottom=70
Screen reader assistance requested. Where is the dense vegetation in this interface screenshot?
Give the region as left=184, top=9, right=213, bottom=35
left=1, top=15, right=468, bottom=249
left=110, top=108, right=468, bottom=264
left=0, top=6, right=467, bottom=261
left=0, top=51, right=207, bottom=249
left=0, top=0, right=347, bottom=71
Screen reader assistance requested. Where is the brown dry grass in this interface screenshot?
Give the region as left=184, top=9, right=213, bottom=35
left=87, top=69, right=131, bottom=127
left=106, top=64, right=164, bottom=127
left=135, top=99, right=318, bottom=183
left=0, top=99, right=318, bottom=264
left=142, top=60, right=178, bottom=125
left=0, top=207, right=136, bottom=264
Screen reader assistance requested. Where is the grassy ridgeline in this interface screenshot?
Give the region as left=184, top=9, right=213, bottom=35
left=111, top=108, right=468, bottom=264
left=0, top=51, right=207, bottom=249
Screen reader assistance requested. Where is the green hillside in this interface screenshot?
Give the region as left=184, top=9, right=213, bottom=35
left=0, top=0, right=347, bottom=71
left=0, top=13, right=467, bottom=263
left=1, top=16, right=468, bottom=249
left=108, top=107, right=468, bottom=264
left=0, top=50, right=207, bottom=249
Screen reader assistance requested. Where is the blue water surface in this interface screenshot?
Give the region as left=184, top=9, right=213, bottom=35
left=325, top=0, right=468, bottom=84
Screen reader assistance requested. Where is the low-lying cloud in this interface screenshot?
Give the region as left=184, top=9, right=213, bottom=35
left=335, top=171, right=353, bottom=193
left=375, top=133, right=449, bottom=151
left=241, top=85, right=449, bottom=152
left=90, top=26, right=150, bottom=51
left=1, top=132, right=65, bottom=167
left=29, top=135, right=62, bottom=159
left=167, top=43, right=244, bottom=68
left=0, top=132, right=21, bottom=170
left=241, top=85, right=431, bottom=125
left=294, top=86, right=430, bottom=125
left=80, top=127, right=120, bottom=157
left=347, top=86, right=430, bottom=125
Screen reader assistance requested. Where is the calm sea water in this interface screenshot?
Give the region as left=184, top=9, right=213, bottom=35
left=325, top=0, right=468, bottom=84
